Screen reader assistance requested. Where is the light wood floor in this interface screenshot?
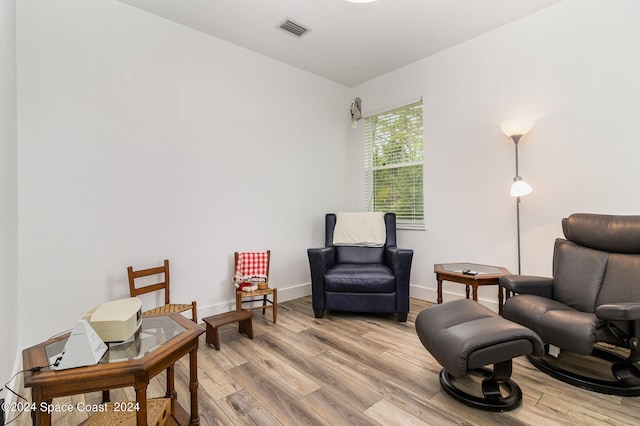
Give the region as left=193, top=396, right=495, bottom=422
left=11, top=296, right=640, bottom=425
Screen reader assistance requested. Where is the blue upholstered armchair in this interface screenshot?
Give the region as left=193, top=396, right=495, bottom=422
left=307, top=213, right=413, bottom=322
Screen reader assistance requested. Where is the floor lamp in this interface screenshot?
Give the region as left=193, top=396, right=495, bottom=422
left=501, top=119, right=533, bottom=275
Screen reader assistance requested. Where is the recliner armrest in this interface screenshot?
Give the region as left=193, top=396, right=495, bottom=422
left=385, top=247, right=413, bottom=316
left=596, top=303, right=640, bottom=321
left=499, top=275, right=553, bottom=298
left=385, top=247, right=413, bottom=273
left=307, top=247, right=336, bottom=273
left=308, top=247, right=336, bottom=313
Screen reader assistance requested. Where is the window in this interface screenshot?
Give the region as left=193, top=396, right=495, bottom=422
left=364, top=100, right=424, bottom=230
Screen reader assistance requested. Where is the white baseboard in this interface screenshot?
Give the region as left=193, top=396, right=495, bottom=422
left=410, top=284, right=499, bottom=313
left=196, top=283, right=312, bottom=321
left=195, top=282, right=499, bottom=321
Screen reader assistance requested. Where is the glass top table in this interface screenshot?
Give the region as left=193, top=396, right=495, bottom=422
left=23, top=313, right=203, bottom=425
left=45, top=315, right=186, bottom=364
left=434, top=263, right=511, bottom=314
left=439, top=262, right=506, bottom=276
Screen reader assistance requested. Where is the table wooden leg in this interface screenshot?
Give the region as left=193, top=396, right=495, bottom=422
left=166, top=364, right=177, bottom=414
left=38, top=401, right=52, bottom=426
left=498, top=286, right=504, bottom=315
left=472, top=284, right=478, bottom=301
left=32, top=388, right=50, bottom=426
left=465, top=285, right=470, bottom=299
left=189, top=346, right=200, bottom=425
left=437, top=279, right=443, bottom=304
left=134, top=380, right=148, bottom=426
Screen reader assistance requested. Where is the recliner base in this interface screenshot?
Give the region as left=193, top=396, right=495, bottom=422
left=313, top=309, right=407, bottom=322
left=527, top=347, right=640, bottom=396
left=439, top=366, right=523, bottom=412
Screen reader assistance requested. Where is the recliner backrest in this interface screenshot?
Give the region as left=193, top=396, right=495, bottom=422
left=336, top=246, right=385, bottom=264
left=325, top=213, right=396, bottom=264
left=597, top=253, right=640, bottom=306
left=552, top=239, right=608, bottom=312
left=554, top=213, right=640, bottom=312
left=563, top=214, right=640, bottom=254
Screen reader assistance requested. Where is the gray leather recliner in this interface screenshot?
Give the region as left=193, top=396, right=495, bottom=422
left=501, top=213, right=640, bottom=395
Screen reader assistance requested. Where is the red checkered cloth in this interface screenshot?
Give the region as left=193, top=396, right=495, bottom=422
left=236, top=252, right=269, bottom=278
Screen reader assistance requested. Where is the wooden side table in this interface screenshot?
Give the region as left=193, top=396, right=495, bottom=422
left=22, top=313, right=204, bottom=426
left=434, top=263, right=511, bottom=314
left=203, top=309, right=254, bottom=350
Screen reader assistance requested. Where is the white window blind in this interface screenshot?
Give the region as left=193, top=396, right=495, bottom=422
left=364, top=100, right=424, bottom=230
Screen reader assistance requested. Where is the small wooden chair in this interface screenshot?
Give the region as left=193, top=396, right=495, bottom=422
left=127, top=259, right=197, bottom=322
left=234, top=251, right=277, bottom=323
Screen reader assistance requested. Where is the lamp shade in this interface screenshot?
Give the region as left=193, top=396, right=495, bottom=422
left=511, top=177, right=533, bottom=197
left=500, top=119, right=533, bottom=137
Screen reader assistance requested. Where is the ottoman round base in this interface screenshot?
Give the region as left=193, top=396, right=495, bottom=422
left=440, top=367, right=523, bottom=411
left=415, top=299, right=543, bottom=412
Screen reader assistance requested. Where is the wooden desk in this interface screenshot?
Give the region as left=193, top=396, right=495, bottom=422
left=22, top=313, right=204, bottom=425
left=434, top=263, right=511, bottom=314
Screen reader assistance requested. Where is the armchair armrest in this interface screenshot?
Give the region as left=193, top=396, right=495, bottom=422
left=385, top=247, right=413, bottom=275
left=596, top=303, right=640, bottom=321
left=385, top=247, right=414, bottom=315
left=500, top=275, right=553, bottom=298
left=307, top=247, right=336, bottom=272
left=307, top=247, right=336, bottom=312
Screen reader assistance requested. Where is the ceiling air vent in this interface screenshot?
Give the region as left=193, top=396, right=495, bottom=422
left=278, top=19, right=310, bottom=38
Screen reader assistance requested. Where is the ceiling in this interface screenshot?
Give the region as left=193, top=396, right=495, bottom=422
left=117, top=0, right=563, bottom=87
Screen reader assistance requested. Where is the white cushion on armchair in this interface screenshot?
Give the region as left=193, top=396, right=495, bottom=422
left=333, top=212, right=386, bottom=247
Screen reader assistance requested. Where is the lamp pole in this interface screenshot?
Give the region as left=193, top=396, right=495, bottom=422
left=516, top=195, right=522, bottom=275
left=501, top=119, right=533, bottom=276
left=512, top=134, right=523, bottom=275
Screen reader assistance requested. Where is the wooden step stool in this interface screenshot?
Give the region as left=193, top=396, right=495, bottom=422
left=203, top=309, right=254, bottom=350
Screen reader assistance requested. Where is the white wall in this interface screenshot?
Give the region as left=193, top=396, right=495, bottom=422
left=14, top=0, right=640, bottom=350
left=17, top=0, right=351, bottom=346
left=0, top=0, right=18, bottom=396
left=349, top=0, right=640, bottom=308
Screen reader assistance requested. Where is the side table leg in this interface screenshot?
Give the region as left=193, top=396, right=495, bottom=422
left=166, top=364, right=177, bottom=414
left=466, top=285, right=471, bottom=300
left=498, top=286, right=504, bottom=315
left=437, top=279, right=443, bottom=304
left=189, top=346, right=200, bottom=425
left=37, top=400, right=52, bottom=426
left=472, top=284, right=478, bottom=302
left=135, top=381, right=148, bottom=426
left=31, top=388, right=50, bottom=426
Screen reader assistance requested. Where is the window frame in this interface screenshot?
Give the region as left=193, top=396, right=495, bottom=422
left=363, top=99, right=425, bottom=231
